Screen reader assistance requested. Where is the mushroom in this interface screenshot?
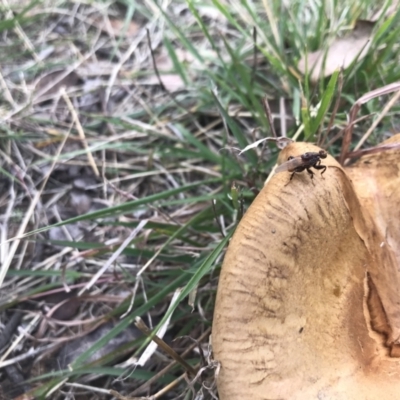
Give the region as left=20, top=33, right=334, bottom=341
left=212, top=138, right=400, bottom=399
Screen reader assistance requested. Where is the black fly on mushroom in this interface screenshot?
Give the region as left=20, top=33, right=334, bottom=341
left=275, top=150, right=328, bottom=182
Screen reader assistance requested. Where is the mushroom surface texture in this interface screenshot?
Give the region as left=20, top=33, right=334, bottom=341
left=212, top=138, right=400, bottom=400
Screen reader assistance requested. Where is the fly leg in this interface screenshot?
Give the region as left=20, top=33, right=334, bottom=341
left=306, top=167, right=314, bottom=179
left=305, top=167, right=316, bottom=185
left=313, top=163, right=327, bottom=177
left=287, top=166, right=305, bottom=184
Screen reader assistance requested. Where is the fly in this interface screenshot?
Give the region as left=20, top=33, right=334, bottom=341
left=275, top=150, right=328, bottom=181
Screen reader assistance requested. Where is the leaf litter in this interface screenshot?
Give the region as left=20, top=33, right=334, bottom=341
left=0, top=2, right=225, bottom=399
left=298, top=20, right=375, bottom=82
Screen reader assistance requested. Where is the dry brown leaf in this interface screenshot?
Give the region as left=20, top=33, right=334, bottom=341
left=108, top=18, right=139, bottom=37
left=156, top=48, right=194, bottom=70
left=213, top=141, right=400, bottom=399
left=89, top=15, right=141, bottom=38
left=371, top=1, right=400, bottom=21
left=143, top=73, right=186, bottom=91
left=298, top=20, right=374, bottom=82
left=40, top=292, right=81, bottom=322
left=141, top=49, right=192, bottom=91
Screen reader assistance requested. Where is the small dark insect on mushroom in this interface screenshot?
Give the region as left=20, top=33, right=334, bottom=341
left=275, top=150, right=328, bottom=181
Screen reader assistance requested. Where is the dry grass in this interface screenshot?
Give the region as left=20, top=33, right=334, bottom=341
left=1, top=0, right=400, bottom=399
left=0, top=1, right=231, bottom=398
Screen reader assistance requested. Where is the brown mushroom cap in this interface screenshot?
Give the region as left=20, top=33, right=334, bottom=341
left=346, top=135, right=400, bottom=352
left=212, top=141, right=400, bottom=399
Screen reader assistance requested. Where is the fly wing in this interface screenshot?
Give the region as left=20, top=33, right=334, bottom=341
left=275, top=156, right=303, bottom=173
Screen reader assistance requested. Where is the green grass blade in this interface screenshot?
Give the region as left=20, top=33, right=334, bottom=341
left=309, top=69, right=339, bottom=138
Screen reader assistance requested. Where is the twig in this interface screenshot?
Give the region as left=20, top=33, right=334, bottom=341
left=134, top=317, right=197, bottom=377
left=147, top=28, right=166, bottom=91
left=211, top=199, right=225, bottom=237
left=339, top=82, right=400, bottom=164
left=129, top=328, right=211, bottom=396
left=345, top=142, right=400, bottom=159
left=279, top=97, right=287, bottom=137
left=151, top=374, right=187, bottom=399
left=251, top=27, right=257, bottom=87
left=354, top=89, right=400, bottom=151
left=262, top=96, right=277, bottom=138
left=145, top=28, right=191, bottom=114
